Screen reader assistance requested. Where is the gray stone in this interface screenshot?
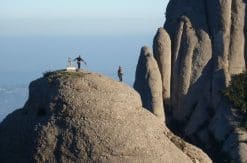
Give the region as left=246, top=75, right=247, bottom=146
left=165, top=128, right=212, bottom=163
left=208, top=0, right=234, bottom=109
left=229, top=0, right=246, bottom=75
left=196, top=129, right=212, bottom=150
left=134, top=46, right=165, bottom=121
left=0, top=71, right=212, bottom=162
left=222, top=129, right=247, bottom=163
left=209, top=101, right=234, bottom=142
left=153, top=27, right=172, bottom=105
left=169, top=16, right=212, bottom=122
left=171, top=16, right=197, bottom=121
left=185, top=98, right=209, bottom=136
left=207, top=0, right=246, bottom=108
left=134, top=0, right=247, bottom=162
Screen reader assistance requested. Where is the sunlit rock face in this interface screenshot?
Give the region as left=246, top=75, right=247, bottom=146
left=0, top=71, right=211, bottom=163
left=134, top=0, right=247, bottom=162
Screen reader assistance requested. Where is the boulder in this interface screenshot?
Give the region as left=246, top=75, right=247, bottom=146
left=0, top=70, right=211, bottom=162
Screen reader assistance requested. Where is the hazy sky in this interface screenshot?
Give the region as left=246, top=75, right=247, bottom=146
left=0, top=0, right=169, bottom=86
left=0, top=0, right=167, bottom=19
left=0, top=1, right=170, bottom=121
left=0, top=0, right=169, bottom=36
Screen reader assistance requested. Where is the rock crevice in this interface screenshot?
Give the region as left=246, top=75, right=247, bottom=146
left=134, top=0, right=247, bottom=162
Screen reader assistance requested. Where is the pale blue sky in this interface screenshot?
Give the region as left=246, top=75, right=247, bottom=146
left=0, top=1, right=169, bottom=85
left=0, top=0, right=167, bottom=19
left=0, top=1, right=170, bottom=121
left=0, top=0, right=169, bottom=36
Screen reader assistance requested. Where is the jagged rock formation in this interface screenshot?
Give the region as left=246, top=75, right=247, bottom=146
left=134, top=0, right=247, bottom=162
left=0, top=71, right=211, bottom=163
left=153, top=28, right=172, bottom=105
left=134, top=46, right=165, bottom=121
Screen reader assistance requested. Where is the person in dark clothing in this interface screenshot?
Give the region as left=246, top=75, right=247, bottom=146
left=118, top=66, right=123, bottom=82
left=74, top=55, right=87, bottom=69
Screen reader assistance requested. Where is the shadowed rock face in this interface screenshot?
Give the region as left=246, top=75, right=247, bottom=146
left=0, top=71, right=211, bottom=163
left=165, top=0, right=246, bottom=114
left=134, top=0, right=247, bottom=162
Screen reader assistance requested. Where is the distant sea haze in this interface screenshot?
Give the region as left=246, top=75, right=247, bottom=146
left=0, top=34, right=155, bottom=121
left=0, top=34, right=155, bottom=85
left=0, top=85, right=28, bottom=122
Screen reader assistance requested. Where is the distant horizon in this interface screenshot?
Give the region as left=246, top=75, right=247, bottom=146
left=0, top=18, right=164, bottom=37
left=0, top=1, right=169, bottom=121
left=0, top=0, right=168, bottom=36
left=0, top=34, right=155, bottom=86
left=0, top=1, right=169, bottom=87
left=0, top=0, right=168, bottom=19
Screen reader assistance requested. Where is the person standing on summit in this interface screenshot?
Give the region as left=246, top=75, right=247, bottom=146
left=118, top=66, right=123, bottom=82
left=74, top=55, right=87, bottom=69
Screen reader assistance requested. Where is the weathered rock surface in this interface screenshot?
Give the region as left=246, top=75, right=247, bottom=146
left=222, top=129, right=247, bottom=163
left=0, top=71, right=211, bottom=162
left=134, top=0, right=247, bottom=162
left=153, top=28, right=172, bottom=105
left=209, top=100, right=247, bottom=163
left=134, top=46, right=165, bottom=121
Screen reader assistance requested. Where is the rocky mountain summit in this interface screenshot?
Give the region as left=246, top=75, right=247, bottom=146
left=134, top=0, right=247, bottom=162
left=0, top=70, right=211, bottom=162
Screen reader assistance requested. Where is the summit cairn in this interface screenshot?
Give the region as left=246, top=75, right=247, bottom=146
left=66, top=57, right=76, bottom=72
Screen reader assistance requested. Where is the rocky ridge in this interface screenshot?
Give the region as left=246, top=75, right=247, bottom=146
left=0, top=71, right=211, bottom=162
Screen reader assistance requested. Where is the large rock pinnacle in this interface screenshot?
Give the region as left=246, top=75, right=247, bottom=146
left=153, top=28, right=172, bottom=106
left=134, top=46, right=165, bottom=121
left=134, top=0, right=247, bottom=162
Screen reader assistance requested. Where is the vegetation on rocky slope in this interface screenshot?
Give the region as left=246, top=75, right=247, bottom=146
left=43, top=70, right=85, bottom=82
left=224, top=72, right=247, bottom=129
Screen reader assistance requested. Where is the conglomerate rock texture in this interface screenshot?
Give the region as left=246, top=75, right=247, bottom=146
left=134, top=46, right=165, bottom=121
left=0, top=71, right=211, bottom=163
left=153, top=28, right=172, bottom=105
left=134, top=0, right=247, bottom=162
